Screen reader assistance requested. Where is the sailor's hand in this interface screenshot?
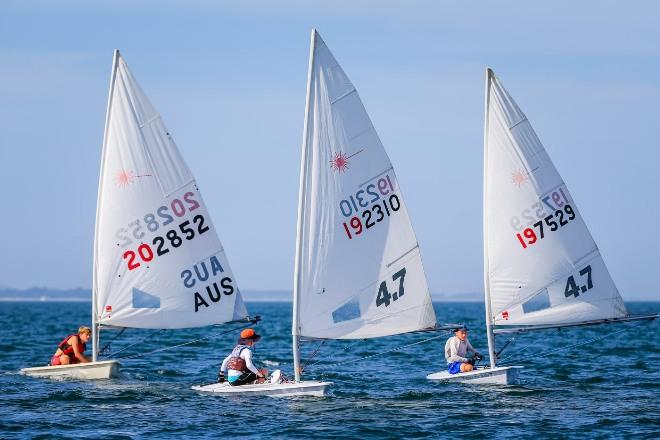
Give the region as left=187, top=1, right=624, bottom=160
left=218, top=372, right=225, bottom=383
left=475, top=353, right=484, bottom=361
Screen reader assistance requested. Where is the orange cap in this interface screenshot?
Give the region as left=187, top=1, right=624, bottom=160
left=240, top=328, right=256, bottom=339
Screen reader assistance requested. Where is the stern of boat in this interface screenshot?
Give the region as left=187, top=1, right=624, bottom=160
left=426, top=365, right=523, bottom=385
left=21, top=360, right=120, bottom=380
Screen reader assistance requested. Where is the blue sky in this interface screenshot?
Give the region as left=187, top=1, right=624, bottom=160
left=0, top=1, right=658, bottom=299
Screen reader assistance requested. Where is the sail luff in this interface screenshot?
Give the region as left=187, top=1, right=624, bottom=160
left=92, top=49, right=121, bottom=361
left=482, top=68, right=497, bottom=368
left=292, top=28, right=317, bottom=382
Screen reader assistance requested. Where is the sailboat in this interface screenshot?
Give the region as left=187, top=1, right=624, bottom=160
left=21, top=50, right=252, bottom=380
left=192, top=29, right=438, bottom=396
left=427, top=68, right=657, bottom=385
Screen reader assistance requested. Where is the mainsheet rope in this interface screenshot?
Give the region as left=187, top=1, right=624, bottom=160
left=105, top=319, right=259, bottom=361
left=103, top=329, right=166, bottom=358
left=303, top=334, right=447, bottom=373
left=497, top=319, right=651, bottom=365
left=301, top=319, right=651, bottom=374
left=298, top=340, right=326, bottom=373
left=98, top=327, right=128, bottom=356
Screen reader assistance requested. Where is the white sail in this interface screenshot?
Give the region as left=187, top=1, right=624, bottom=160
left=294, top=31, right=436, bottom=340
left=484, top=69, right=627, bottom=329
left=93, top=51, right=248, bottom=329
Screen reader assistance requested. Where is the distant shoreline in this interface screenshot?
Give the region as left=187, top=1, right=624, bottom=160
left=0, top=288, right=656, bottom=303
left=0, top=288, right=484, bottom=303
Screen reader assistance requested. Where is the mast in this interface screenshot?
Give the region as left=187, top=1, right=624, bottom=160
left=292, top=29, right=316, bottom=382
left=92, top=49, right=120, bottom=362
left=482, top=68, right=497, bottom=369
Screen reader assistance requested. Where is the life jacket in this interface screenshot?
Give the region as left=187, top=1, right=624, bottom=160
left=58, top=334, right=86, bottom=358
left=226, top=344, right=251, bottom=372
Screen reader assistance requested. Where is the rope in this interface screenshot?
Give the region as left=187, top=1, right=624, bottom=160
left=299, top=340, right=325, bottom=373
left=305, top=334, right=446, bottom=372
left=98, top=327, right=127, bottom=356
left=113, top=318, right=259, bottom=361
left=302, top=339, right=361, bottom=371
left=300, top=327, right=454, bottom=374
left=498, top=319, right=649, bottom=364
left=495, top=336, right=516, bottom=358
left=497, top=341, right=535, bottom=364
left=107, top=329, right=166, bottom=359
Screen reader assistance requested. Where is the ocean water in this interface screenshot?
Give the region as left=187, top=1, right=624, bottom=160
left=1, top=301, right=658, bottom=439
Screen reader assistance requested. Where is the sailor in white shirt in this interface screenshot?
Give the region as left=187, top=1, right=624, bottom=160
left=444, top=326, right=483, bottom=374
left=218, top=328, right=268, bottom=386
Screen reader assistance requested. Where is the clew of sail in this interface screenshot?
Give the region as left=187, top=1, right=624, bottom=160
left=94, top=51, right=248, bottom=329
left=295, top=31, right=436, bottom=339
left=484, top=69, right=627, bottom=329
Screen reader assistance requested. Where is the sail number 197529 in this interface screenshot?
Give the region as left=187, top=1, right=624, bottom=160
left=516, top=204, right=576, bottom=249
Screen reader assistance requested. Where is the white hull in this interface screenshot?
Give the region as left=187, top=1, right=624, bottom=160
left=21, top=360, right=120, bottom=380
left=426, top=365, right=523, bottom=385
left=191, top=380, right=332, bottom=397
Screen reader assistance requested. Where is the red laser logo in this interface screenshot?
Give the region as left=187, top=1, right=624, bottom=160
left=511, top=169, right=529, bottom=187
left=330, top=149, right=364, bottom=173
left=115, top=170, right=153, bottom=187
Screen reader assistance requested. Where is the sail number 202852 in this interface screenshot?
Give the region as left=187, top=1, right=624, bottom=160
left=115, top=191, right=201, bottom=249
left=376, top=267, right=406, bottom=307
left=123, top=214, right=209, bottom=271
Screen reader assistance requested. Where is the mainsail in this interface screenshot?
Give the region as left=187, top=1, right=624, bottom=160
left=93, top=51, right=248, bottom=330
left=293, top=31, right=436, bottom=340
left=483, top=69, right=627, bottom=331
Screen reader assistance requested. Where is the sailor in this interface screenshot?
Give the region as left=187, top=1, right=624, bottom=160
left=50, top=326, right=92, bottom=366
left=444, top=326, right=483, bottom=374
left=218, top=328, right=268, bottom=386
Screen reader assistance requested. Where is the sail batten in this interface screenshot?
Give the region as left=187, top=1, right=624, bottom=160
left=484, top=70, right=628, bottom=329
left=295, top=31, right=436, bottom=340
left=94, top=52, right=248, bottom=329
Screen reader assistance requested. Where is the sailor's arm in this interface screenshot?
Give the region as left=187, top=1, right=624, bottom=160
left=465, top=339, right=482, bottom=358
left=70, top=336, right=90, bottom=363
left=242, top=350, right=263, bottom=377
left=220, top=354, right=232, bottom=373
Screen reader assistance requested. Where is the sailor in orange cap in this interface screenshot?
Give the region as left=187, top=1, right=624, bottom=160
left=218, top=328, right=268, bottom=386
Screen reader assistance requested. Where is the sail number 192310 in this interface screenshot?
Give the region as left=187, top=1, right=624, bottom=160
left=339, top=172, right=402, bottom=240
left=343, top=194, right=401, bottom=239
left=376, top=267, right=406, bottom=307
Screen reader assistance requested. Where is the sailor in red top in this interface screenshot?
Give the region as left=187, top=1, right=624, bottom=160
left=50, top=326, right=92, bottom=366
